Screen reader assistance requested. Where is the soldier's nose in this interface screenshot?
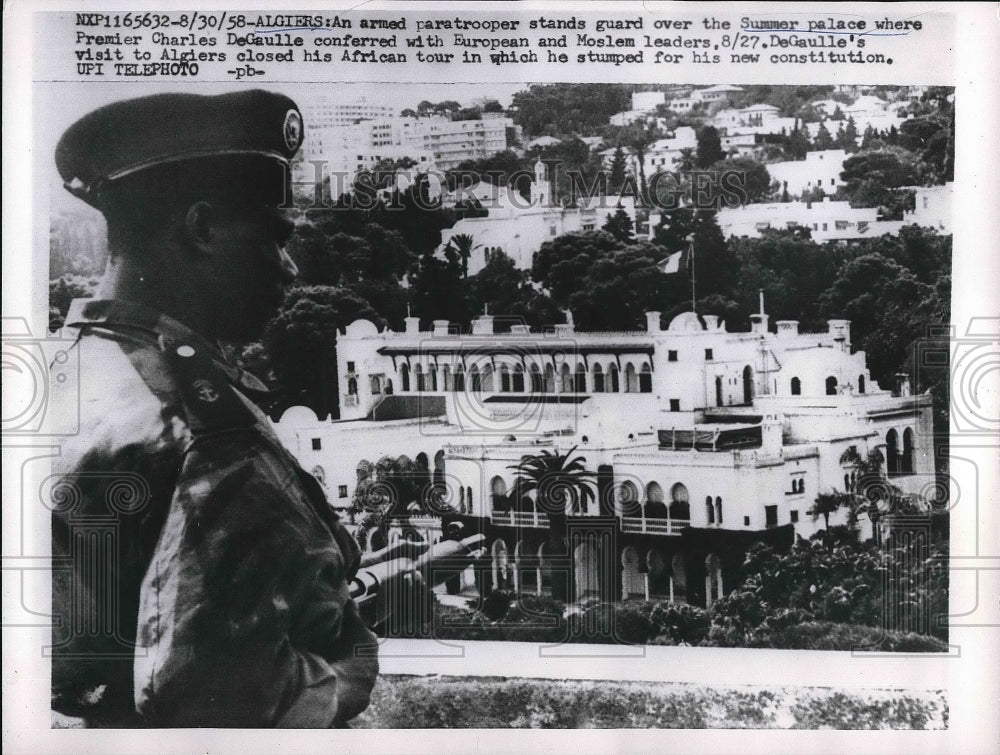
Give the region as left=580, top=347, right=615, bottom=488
left=279, top=248, right=299, bottom=284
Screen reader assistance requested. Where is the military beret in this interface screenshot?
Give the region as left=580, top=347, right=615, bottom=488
left=55, top=90, right=304, bottom=207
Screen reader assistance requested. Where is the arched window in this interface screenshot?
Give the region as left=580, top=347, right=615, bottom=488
left=715, top=375, right=723, bottom=406
left=609, top=364, right=620, bottom=392
left=529, top=363, right=542, bottom=393
left=639, top=363, right=653, bottom=393
left=469, top=365, right=481, bottom=392
left=400, top=363, right=410, bottom=392
left=669, top=483, right=690, bottom=520
left=414, top=364, right=425, bottom=392
left=858, top=375, right=866, bottom=394
left=645, top=482, right=668, bottom=518
left=513, top=364, right=525, bottom=393
left=617, top=480, right=640, bottom=516
left=442, top=365, right=452, bottom=391
left=466, top=486, right=474, bottom=512
left=385, top=378, right=394, bottom=395
left=593, top=364, right=605, bottom=392
left=482, top=364, right=493, bottom=392
left=574, top=363, right=587, bottom=392
left=886, top=429, right=900, bottom=476
left=561, top=363, right=573, bottom=393
left=825, top=376, right=838, bottom=395
left=902, top=428, right=915, bottom=475
left=742, top=365, right=754, bottom=404
left=706, top=496, right=715, bottom=525
left=715, top=496, right=723, bottom=524
left=490, top=476, right=508, bottom=510
left=844, top=473, right=851, bottom=491
left=625, top=363, right=638, bottom=393
left=544, top=364, right=555, bottom=393
left=370, top=376, right=382, bottom=395
left=430, top=367, right=438, bottom=391
left=500, top=365, right=511, bottom=392
left=454, top=364, right=465, bottom=392
left=347, top=377, right=358, bottom=395
left=790, top=376, right=801, bottom=395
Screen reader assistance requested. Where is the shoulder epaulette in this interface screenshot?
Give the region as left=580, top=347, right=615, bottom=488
left=159, top=336, right=257, bottom=435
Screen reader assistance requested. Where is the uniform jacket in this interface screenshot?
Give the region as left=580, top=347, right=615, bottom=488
left=50, top=299, right=378, bottom=727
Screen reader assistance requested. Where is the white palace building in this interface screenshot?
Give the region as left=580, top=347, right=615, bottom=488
left=273, top=306, right=934, bottom=608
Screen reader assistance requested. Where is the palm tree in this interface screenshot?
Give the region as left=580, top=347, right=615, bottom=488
left=809, top=491, right=853, bottom=546
left=838, top=446, right=904, bottom=546
left=445, top=233, right=481, bottom=278
left=507, top=445, right=597, bottom=518
left=619, top=120, right=665, bottom=205
left=507, top=446, right=596, bottom=600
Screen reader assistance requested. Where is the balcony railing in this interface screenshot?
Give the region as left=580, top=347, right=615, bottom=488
left=619, top=517, right=689, bottom=536
left=490, top=510, right=551, bottom=528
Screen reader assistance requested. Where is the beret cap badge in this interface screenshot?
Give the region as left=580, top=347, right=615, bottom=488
left=283, top=109, right=303, bottom=154
left=55, top=90, right=305, bottom=208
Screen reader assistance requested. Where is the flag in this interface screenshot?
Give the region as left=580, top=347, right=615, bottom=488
left=661, top=246, right=690, bottom=275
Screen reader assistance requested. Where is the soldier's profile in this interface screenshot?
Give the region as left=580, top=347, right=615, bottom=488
left=49, top=90, right=383, bottom=727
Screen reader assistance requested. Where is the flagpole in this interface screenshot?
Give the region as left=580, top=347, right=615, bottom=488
left=689, top=236, right=696, bottom=315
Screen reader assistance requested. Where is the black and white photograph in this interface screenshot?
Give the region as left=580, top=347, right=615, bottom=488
left=3, top=2, right=998, bottom=752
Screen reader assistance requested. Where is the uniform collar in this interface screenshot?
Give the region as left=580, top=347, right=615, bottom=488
left=65, top=298, right=271, bottom=395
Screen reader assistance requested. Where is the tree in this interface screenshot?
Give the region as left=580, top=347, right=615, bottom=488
left=838, top=447, right=906, bottom=546
left=507, top=446, right=596, bottom=599
left=787, top=119, right=811, bottom=160
left=602, top=207, right=635, bottom=243
left=709, top=156, right=772, bottom=204
left=617, top=120, right=665, bottom=202
left=695, top=125, right=724, bottom=168
left=408, top=248, right=470, bottom=329
left=608, top=145, right=627, bottom=192
left=532, top=230, right=622, bottom=305
left=838, top=116, right=859, bottom=152
left=810, top=492, right=853, bottom=544
left=813, top=122, right=834, bottom=150
left=445, top=233, right=482, bottom=278
left=567, top=242, right=672, bottom=331
left=511, top=83, right=631, bottom=136
left=264, top=286, right=381, bottom=419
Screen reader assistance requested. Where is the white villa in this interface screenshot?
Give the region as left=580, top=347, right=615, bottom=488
left=273, top=305, right=934, bottom=607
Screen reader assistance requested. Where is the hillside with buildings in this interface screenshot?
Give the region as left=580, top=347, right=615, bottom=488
left=50, top=83, right=954, bottom=650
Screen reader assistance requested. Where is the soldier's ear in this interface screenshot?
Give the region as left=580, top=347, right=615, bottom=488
left=183, top=201, right=216, bottom=250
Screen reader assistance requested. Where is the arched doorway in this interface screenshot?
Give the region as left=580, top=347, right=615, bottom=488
left=705, top=553, right=723, bottom=607
left=621, top=547, right=646, bottom=600
left=573, top=539, right=600, bottom=601
left=646, top=549, right=671, bottom=598
left=671, top=553, right=687, bottom=604
left=742, top=365, right=753, bottom=404
left=491, top=539, right=509, bottom=591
